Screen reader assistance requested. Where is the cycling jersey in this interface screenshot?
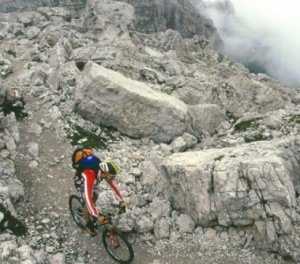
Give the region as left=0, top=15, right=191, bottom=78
left=74, top=156, right=124, bottom=218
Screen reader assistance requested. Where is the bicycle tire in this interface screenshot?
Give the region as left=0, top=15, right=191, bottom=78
left=69, top=195, right=88, bottom=229
left=102, top=228, right=134, bottom=264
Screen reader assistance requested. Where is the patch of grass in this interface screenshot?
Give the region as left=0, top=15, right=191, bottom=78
left=68, top=125, right=107, bottom=149
left=1, top=101, right=28, bottom=121
left=244, top=133, right=265, bottom=143
left=67, top=124, right=120, bottom=149
left=234, top=120, right=259, bottom=132
left=288, top=115, right=300, bottom=124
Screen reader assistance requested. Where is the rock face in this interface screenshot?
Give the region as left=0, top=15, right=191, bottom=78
left=75, top=62, right=189, bottom=143
left=85, top=0, right=134, bottom=29
left=0, top=113, right=24, bottom=206
left=162, top=136, right=300, bottom=255
left=125, top=0, right=220, bottom=42
left=0, top=0, right=84, bottom=12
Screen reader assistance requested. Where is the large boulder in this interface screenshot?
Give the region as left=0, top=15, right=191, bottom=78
left=188, top=104, right=227, bottom=137
left=75, top=62, right=189, bottom=143
left=170, top=132, right=197, bottom=152
left=162, top=136, right=300, bottom=254
left=174, top=74, right=292, bottom=118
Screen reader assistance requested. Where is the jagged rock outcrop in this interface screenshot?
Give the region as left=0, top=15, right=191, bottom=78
left=120, top=0, right=221, bottom=47
left=0, top=113, right=24, bottom=204
left=84, top=0, right=135, bottom=40
left=0, top=0, right=84, bottom=12
left=75, top=62, right=190, bottom=143
left=162, top=136, right=300, bottom=257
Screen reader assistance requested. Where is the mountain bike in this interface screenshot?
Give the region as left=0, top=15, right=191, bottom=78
left=69, top=195, right=134, bottom=264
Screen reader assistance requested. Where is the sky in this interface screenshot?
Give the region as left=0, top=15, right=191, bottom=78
left=198, top=0, right=300, bottom=87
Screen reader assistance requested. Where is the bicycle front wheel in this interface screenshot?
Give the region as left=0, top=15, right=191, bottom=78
left=102, top=228, right=134, bottom=264
left=69, top=195, right=88, bottom=229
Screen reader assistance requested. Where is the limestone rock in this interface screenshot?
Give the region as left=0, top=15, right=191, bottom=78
left=84, top=0, right=134, bottom=39
left=17, top=245, right=32, bottom=261
left=116, top=214, right=135, bottom=232
left=28, top=123, right=42, bottom=136
left=140, top=161, right=160, bottom=186
left=0, top=239, right=18, bottom=261
left=49, top=253, right=65, bottom=264
left=0, top=55, right=13, bottom=78
left=188, top=104, right=227, bottom=137
left=136, top=215, right=154, bottom=233
left=48, top=38, right=72, bottom=69
left=4, top=135, right=16, bottom=155
left=25, top=26, right=40, bottom=40
left=2, top=113, right=20, bottom=143
left=0, top=22, right=9, bottom=40
left=162, top=136, right=299, bottom=241
left=129, top=0, right=221, bottom=46
left=27, top=142, right=39, bottom=159
left=176, top=214, right=195, bottom=233
left=154, top=217, right=170, bottom=239
left=148, top=197, right=171, bottom=221
left=75, top=62, right=189, bottom=143
left=170, top=132, right=198, bottom=152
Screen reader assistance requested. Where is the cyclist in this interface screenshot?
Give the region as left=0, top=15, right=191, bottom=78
left=72, top=147, right=126, bottom=236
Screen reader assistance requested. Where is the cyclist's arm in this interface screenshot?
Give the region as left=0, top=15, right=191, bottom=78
left=82, top=169, right=99, bottom=217
left=107, top=178, right=124, bottom=202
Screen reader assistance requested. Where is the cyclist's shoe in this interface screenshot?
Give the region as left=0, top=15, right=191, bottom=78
left=98, top=214, right=109, bottom=225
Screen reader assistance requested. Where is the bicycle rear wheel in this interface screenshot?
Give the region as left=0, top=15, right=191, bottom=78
left=69, top=195, right=88, bottom=229
left=102, top=228, right=134, bottom=264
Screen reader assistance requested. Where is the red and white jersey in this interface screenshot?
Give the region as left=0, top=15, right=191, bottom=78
left=81, top=169, right=123, bottom=218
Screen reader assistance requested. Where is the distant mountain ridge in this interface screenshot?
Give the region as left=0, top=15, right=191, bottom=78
left=0, top=0, right=85, bottom=12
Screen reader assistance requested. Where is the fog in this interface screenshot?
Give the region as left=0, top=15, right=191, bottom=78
left=195, top=0, right=300, bottom=87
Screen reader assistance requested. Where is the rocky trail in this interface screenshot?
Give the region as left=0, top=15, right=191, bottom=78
left=17, top=97, right=74, bottom=212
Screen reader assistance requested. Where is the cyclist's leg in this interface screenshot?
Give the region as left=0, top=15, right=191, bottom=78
left=77, top=182, right=97, bottom=235
left=71, top=173, right=96, bottom=236
left=92, top=189, right=108, bottom=224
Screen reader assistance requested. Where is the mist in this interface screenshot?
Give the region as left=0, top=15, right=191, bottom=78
left=194, top=0, right=300, bottom=87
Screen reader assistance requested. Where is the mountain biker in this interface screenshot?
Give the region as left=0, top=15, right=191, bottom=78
left=72, top=147, right=126, bottom=236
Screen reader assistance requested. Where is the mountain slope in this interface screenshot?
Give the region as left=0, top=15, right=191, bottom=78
left=0, top=0, right=300, bottom=263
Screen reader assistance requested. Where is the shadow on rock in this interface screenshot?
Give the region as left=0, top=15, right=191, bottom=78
left=0, top=204, right=27, bottom=236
